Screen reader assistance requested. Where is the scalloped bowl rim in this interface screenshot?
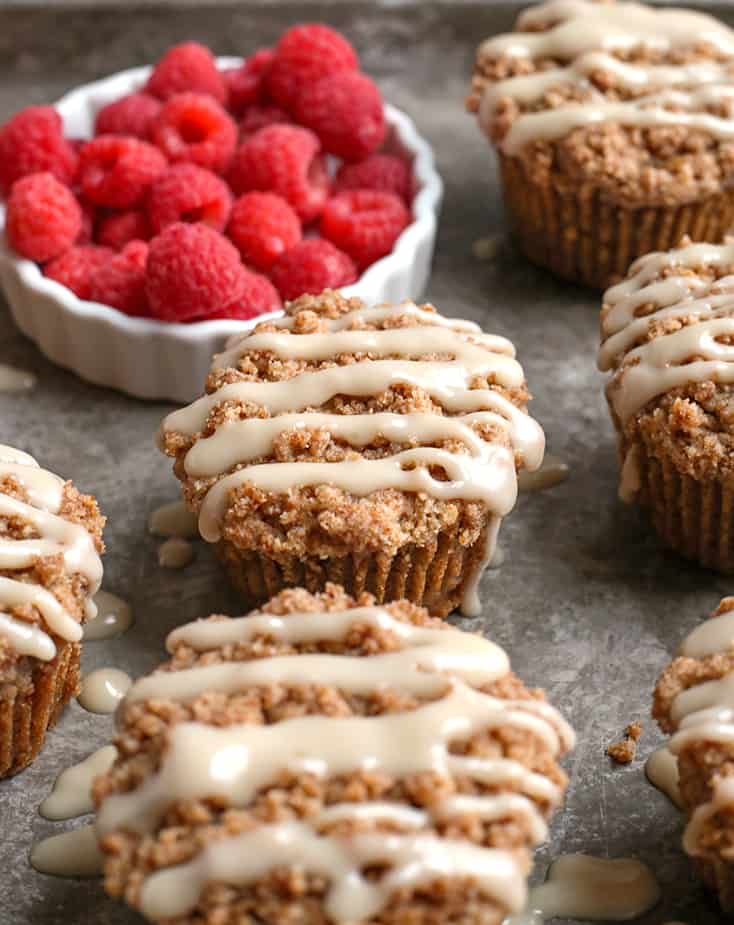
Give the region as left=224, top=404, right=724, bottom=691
left=0, top=59, right=443, bottom=344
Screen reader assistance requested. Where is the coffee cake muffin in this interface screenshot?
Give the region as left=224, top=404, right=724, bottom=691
left=0, top=444, right=104, bottom=777
left=599, top=239, right=734, bottom=571
left=158, top=290, right=545, bottom=617
left=94, top=584, right=574, bottom=925
left=467, top=0, right=734, bottom=289
left=654, top=596, right=734, bottom=912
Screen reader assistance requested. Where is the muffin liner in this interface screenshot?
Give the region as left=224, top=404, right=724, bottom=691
left=217, top=520, right=494, bottom=618
left=498, top=153, right=734, bottom=290
left=618, top=435, right=734, bottom=572
left=0, top=640, right=81, bottom=779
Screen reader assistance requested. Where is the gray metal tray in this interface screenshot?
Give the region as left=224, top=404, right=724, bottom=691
left=0, top=2, right=730, bottom=922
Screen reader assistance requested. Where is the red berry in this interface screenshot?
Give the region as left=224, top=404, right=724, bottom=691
left=227, top=192, right=301, bottom=271
left=77, top=198, right=96, bottom=244
left=96, top=209, right=151, bottom=249
left=336, top=154, right=412, bottom=204
left=294, top=71, right=385, bottom=161
left=146, top=42, right=227, bottom=104
left=88, top=240, right=150, bottom=316
left=223, top=49, right=274, bottom=114
left=6, top=172, right=82, bottom=262
left=267, top=25, right=357, bottom=112
left=270, top=238, right=356, bottom=301
left=202, top=267, right=282, bottom=320
left=78, top=136, right=167, bottom=208
left=44, top=245, right=114, bottom=300
left=228, top=124, right=329, bottom=223
left=95, top=93, right=162, bottom=140
left=146, top=222, right=247, bottom=322
left=320, top=190, right=409, bottom=269
left=239, top=105, right=290, bottom=139
left=0, top=106, right=78, bottom=196
left=151, top=93, right=237, bottom=174
left=148, top=164, right=232, bottom=234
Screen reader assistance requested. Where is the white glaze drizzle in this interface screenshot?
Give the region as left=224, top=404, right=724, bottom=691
left=478, top=0, right=734, bottom=154
left=663, top=605, right=734, bottom=859
left=30, top=823, right=102, bottom=878
left=77, top=668, right=132, bottom=715
left=0, top=446, right=102, bottom=660
left=598, top=241, right=734, bottom=424
left=39, top=745, right=118, bottom=821
left=517, top=454, right=569, bottom=493
left=161, top=302, right=544, bottom=617
left=83, top=590, right=133, bottom=641
left=645, top=746, right=683, bottom=809
left=98, top=605, right=574, bottom=921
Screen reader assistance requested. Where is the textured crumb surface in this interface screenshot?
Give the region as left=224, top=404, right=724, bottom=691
left=95, top=585, right=569, bottom=925
left=468, top=9, right=734, bottom=208
left=607, top=722, right=642, bottom=765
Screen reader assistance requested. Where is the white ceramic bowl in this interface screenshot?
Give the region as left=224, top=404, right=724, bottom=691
left=0, top=59, right=443, bottom=403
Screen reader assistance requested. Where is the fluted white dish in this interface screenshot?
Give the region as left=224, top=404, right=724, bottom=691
left=0, top=59, right=443, bottom=403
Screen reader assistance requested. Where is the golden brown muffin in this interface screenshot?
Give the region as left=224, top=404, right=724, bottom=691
left=467, top=0, right=734, bottom=289
left=0, top=444, right=104, bottom=777
left=158, top=290, right=545, bottom=617
left=598, top=238, right=734, bottom=571
left=94, top=584, right=574, bottom=925
left=654, top=597, right=734, bottom=912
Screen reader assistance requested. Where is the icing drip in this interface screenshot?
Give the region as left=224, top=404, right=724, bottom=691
left=83, top=591, right=133, bottom=641
left=645, top=747, right=682, bottom=809
left=478, top=0, right=734, bottom=153
left=161, top=302, right=544, bottom=616
left=77, top=668, right=132, bottom=714
left=0, top=446, right=102, bottom=660
left=158, top=536, right=194, bottom=569
left=30, top=824, right=102, bottom=878
left=662, top=606, right=734, bottom=858
left=598, top=241, right=734, bottom=423
left=40, top=745, right=118, bottom=821
left=517, top=454, right=569, bottom=493
left=507, top=854, right=661, bottom=923
left=98, top=606, right=574, bottom=921
left=0, top=363, right=36, bottom=393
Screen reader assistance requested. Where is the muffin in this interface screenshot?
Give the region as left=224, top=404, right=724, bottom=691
left=653, top=596, right=734, bottom=912
left=599, top=238, right=734, bottom=571
left=467, top=0, right=734, bottom=289
left=94, top=584, right=575, bottom=925
left=158, top=290, right=544, bottom=617
left=0, top=444, right=104, bottom=777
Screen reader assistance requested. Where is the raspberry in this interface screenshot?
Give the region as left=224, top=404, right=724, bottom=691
left=267, top=25, right=357, bottom=111
left=148, top=164, right=232, bottom=234
left=320, top=190, right=409, bottom=269
left=336, top=154, right=412, bottom=204
left=239, top=105, right=290, bottom=139
left=151, top=93, right=237, bottom=174
left=146, top=222, right=247, bottom=322
left=44, top=245, right=114, bottom=300
left=201, top=268, right=282, bottom=320
left=77, top=198, right=96, bottom=244
left=78, top=136, right=166, bottom=208
left=146, top=42, right=226, bottom=104
left=5, top=172, right=82, bottom=262
left=95, top=92, right=162, bottom=139
left=228, top=124, right=329, bottom=223
left=96, top=209, right=151, bottom=249
left=88, top=240, right=150, bottom=316
left=269, top=238, right=356, bottom=301
left=223, top=49, right=274, bottom=114
left=294, top=71, right=385, bottom=161
left=0, top=106, right=78, bottom=196
left=227, top=192, right=301, bottom=271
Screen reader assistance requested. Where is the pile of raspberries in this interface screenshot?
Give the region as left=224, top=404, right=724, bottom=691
left=0, top=26, right=414, bottom=322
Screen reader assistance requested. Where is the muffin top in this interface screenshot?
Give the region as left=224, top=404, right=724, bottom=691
left=653, top=597, right=734, bottom=861
left=94, top=584, right=574, bottom=925
left=598, top=238, right=734, bottom=485
left=159, top=290, right=544, bottom=598
left=468, top=0, right=734, bottom=206
left=0, top=445, right=104, bottom=670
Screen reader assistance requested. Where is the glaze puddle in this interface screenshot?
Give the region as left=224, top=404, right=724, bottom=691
left=645, top=747, right=683, bottom=808
left=518, top=455, right=569, bottom=493
left=30, top=824, right=102, bottom=878
left=148, top=500, right=199, bottom=539
left=158, top=536, right=194, bottom=569
left=40, top=745, right=118, bottom=821
left=83, top=590, right=133, bottom=641
left=77, top=668, right=132, bottom=714
left=0, top=363, right=36, bottom=393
